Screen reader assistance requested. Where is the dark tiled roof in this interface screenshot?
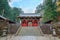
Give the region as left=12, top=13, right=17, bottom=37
left=0, top=15, right=7, bottom=20
left=44, top=20, right=53, bottom=24
left=0, top=15, right=16, bottom=23
left=19, top=13, right=42, bottom=17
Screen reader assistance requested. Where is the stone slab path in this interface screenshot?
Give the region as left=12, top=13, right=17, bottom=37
left=0, top=35, right=60, bottom=40
left=0, top=27, right=60, bottom=40
left=18, top=27, right=41, bottom=36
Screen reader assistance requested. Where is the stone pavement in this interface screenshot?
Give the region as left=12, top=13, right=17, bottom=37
left=18, top=27, right=42, bottom=36
left=0, top=27, right=60, bottom=40
left=0, top=35, right=60, bottom=40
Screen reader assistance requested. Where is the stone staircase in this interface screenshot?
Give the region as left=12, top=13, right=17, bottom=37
left=17, top=27, right=42, bottom=36
left=0, top=27, right=60, bottom=40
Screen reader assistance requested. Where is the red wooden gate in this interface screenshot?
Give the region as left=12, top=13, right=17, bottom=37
left=21, top=20, right=28, bottom=27
left=21, top=19, right=38, bottom=27
left=32, top=20, right=38, bottom=26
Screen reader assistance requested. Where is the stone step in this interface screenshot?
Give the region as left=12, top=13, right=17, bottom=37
left=18, top=27, right=42, bottom=36
left=1, top=35, right=60, bottom=40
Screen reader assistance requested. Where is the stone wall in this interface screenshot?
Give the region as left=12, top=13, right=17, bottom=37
left=40, top=24, right=52, bottom=34
left=9, top=23, right=20, bottom=34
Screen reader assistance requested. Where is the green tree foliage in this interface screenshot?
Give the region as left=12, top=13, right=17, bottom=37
left=0, top=0, right=24, bottom=22
left=43, top=0, right=57, bottom=22
left=10, top=7, right=24, bottom=22
left=36, top=0, right=57, bottom=22
left=35, top=4, right=43, bottom=13
left=0, top=0, right=10, bottom=15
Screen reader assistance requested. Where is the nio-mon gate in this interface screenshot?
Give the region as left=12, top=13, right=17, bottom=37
left=18, top=13, right=41, bottom=27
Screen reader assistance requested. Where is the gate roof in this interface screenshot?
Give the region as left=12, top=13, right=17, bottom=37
left=19, top=13, right=42, bottom=17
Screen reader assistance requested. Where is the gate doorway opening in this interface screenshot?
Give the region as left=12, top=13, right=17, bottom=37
left=28, top=22, right=32, bottom=27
